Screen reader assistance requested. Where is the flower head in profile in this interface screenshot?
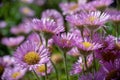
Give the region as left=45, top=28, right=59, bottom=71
left=1, top=36, right=25, bottom=47
left=82, top=11, right=109, bottom=30
left=11, top=22, right=32, bottom=35
left=75, top=38, right=102, bottom=55
left=59, top=2, right=81, bottom=15
left=2, top=67, right=26, bottom=80
left=70, top=55, right=93, bottom=75
left=53, top=32, right=76, bottom=50
left=106, top=9, right=120, bottom=23
left=100, top=59, right=120, bottom=80
left=32, top=18, right=64, bottom=36
left=34, top=61, right=53, bottom=76
left=14, top=40, right=50, bottom=70
left=91, top=0, right=113, bottom=10
left=66, top=13, right=84, bottom=29
left=42, top=9, right=64, bottom=26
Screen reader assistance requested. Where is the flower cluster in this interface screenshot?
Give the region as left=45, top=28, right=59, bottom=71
left=0, top=0, right=120, bottom=80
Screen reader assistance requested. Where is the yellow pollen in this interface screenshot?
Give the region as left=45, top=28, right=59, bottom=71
left=36, top=64, right=46, bottom=73
left=82, top=42, right=93, bottom=48
left=70, top=4, right=78, bottom=11
left=89, top=16, right=97, bottom=23
left=24, top=51, right=40, bottom=65
left=11, top=72, right=21, bottom=79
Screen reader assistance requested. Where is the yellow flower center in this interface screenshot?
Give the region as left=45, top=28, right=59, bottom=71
left=0, top=65, right=4, bottom=75
left=89, top=16, right=97, bottom=23
left=70, top=4, right=78, bottom=11
left=82, top=42, right=93, bottom=48
left=24, top=51, right=40, bottom=65
left=36, top=64, right=46, bottom=73
left=11, top=72, right=21, bottom=79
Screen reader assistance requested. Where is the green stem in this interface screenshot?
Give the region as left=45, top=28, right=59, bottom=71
left=63, top=52, right=69, bottom=80
left=32, top=68, right=40, bottom=80
left=116, top=0, right=120, bottom=9
left=115, top=24, right=119, bottom=42
left=92, top=52, right=97, bottom=72
left=83, top=55, right=88, bottom=71
left=50, top=59, right=59, bottom=80
left=45, top=63, right=48, bottom=80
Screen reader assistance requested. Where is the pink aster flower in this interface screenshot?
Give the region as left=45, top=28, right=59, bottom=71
left=34, top=61, right=53, bottom=76
left=11, top=22, right=32, bottom=35
left=20, top=6, right=35, bottom=17
left=2, top=67, right=26, bottom=80
left=53, top=32, right=76, bottom=50
left=105, top=9, right=120, bottom=23
left=91, top=0, right=113, bottom=10
left=1, top=36, right=25, bottom=47
left=75, top=38, right=102, bottom=55
left=32, top=18, right=64, bottom=35
left=66, top=13, right=84, bottom=29
left=13, top=40, right=50, bottom=70
left=70, top=55, right=93, bottom=75
left=42, top=9, right=64, bottom=26
left=59, top=2, right=81, bottom=15
left=82, top=11, right=109, bottom=30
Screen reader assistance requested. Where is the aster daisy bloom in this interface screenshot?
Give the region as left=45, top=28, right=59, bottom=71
left=2, top=67, right=26, bottom=80
left=20, top=6, right=35, bottom=17
left=14, top=40, right=50, bottom=70
left=1, top=36, right=25, bottom=47
left=42, top=9, right=64, bottom=26
left=75, top=38, right=102, bottom=55
left=70, top=55, right=93, bottom=75
left=59, top=2, right=81, bottom=15
left=91, top=0, right=113, bottom=11
left=79, top=71, right=105, bottom=80
left=11, top=22, right=32, bottom=35
left=100, top=59, right=120, bottom=80
left=106, top=9, right=120, bottom=23
left=53, top=32, right=76, bottom=51
left=32, top=18, right=64, bottom=36
left=82, top=11, right=109, bottom=30
left=80, top=2, right=96, bottom=12
left=66, top=13, right=84, bottom=29
left=34, top=61, right=53, bottom=76
left=96, top=35, right=120, bottom=63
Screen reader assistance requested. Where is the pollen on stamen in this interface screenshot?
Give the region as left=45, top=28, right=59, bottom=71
left=24, top=51, right=40, bottom=65
left=36, top=64, right=46, bottom=73
left=82, top=42, right=93, bottom=48
left=11, top=72, right=21, bottom=79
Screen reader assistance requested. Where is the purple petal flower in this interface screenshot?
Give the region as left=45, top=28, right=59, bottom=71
left=13, top=40, right=50, bottom=70
left=32, top=18, right=64, bottom=35
left=59, top=2, right=81, bottom=15
left=2, top=66, right=26, bottom=80
left=53, top=32, right=76, bottom=50
left=1, top=36, right=25, bottom=47
left=34, top=61, right=53, bottom=76
left=70, top=55, right=93, bottom=75
left=42, top=9, right=64, bottom=26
